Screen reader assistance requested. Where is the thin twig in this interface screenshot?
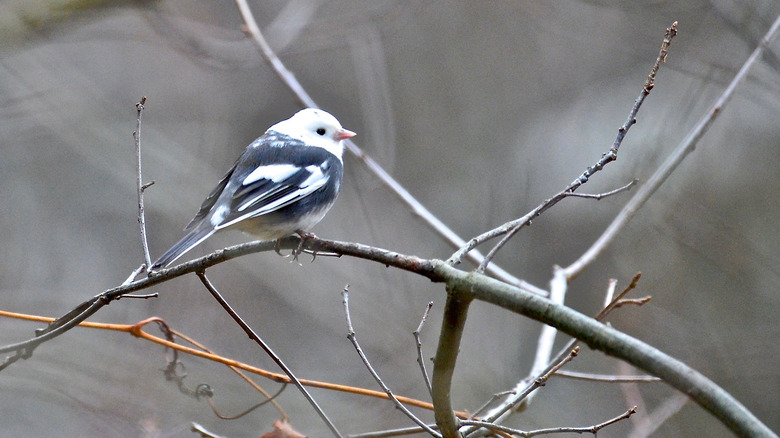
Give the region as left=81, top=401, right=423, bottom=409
left=231, top=0, right=542, bottom=295
left=343, top=288, right=441, bottom=438
left=469, top=391, right=516, bottom=420
left=414, top=301, right=435, bottom=398
left=563, top=179, right=638, bottom=200
left=197, top=271, right=343, bottom=438
left=596, top=273, right=642, bottom=320
left=626, top=394, right=688, bottom=438
left=122, top=264, right=146, bottom=286
left=133, top=96, right=153, bottom=271
left=204, top=383, right=287, bottom=420
left=468, top=23, right=679, bottom=273
left=168, top=323, right=289, bottom=419
left=348, top=424, right=440, bottom=438
left=464, top=273, right=643, bottom=435
left=117, top=292, right=158, bottom=299
left=461, top=406, right=637, bottom=437
left=539, top=346, right=579, bottom=382
left=564, top=16, right=780, bottom=280
left=554, top=369, right=661, bottom=383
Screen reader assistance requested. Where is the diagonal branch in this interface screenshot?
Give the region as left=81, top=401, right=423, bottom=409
left=343, top=288, right=441, bottom=437
left=197, top=271, right=343, bottom=438
left=563, top=15, right=780, bottom=280
left=450, top=22, right=678, bottom=273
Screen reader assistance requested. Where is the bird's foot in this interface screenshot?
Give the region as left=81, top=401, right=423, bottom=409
left=291, top=230, right=318, bottom=264
left=274, top=239, right=291, bottom=258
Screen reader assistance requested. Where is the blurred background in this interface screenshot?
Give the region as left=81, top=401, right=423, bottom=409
left=1, top=1, right=779, bottom=437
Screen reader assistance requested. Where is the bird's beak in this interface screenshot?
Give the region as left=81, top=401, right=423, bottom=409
left=335, top=129, right=356, bottom=141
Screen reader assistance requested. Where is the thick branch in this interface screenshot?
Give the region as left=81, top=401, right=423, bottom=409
left=0, top=237, right=773, bottom=436
left=435, top=262, right=775, bottom=438
left=432, top=287, right=472, bottom=438
left=451, top=22, right=678, bottom=271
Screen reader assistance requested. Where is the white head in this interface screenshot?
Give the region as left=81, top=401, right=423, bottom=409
left=268, top=108, right=356, bottom=159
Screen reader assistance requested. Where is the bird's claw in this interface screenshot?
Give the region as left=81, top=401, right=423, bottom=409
left=289, top=230, right=319, bottom=265
left=274, top=239, right=291, bottom=258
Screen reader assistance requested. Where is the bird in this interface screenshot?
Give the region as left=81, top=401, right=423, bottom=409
left=150, top=108, right=355, bottom=270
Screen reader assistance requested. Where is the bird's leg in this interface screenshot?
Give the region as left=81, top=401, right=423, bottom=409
left=274, top=238, right=291, bottom=258
left=292, top=230, right=317, bottom=263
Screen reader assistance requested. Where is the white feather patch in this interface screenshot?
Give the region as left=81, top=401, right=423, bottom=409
left=242, top=164, right=300, bottom=186
left=300, top=165, right=325, bottom=187
left=210, top=204, right=230, bottom=226
left=223, top=170, right=330, bottom=228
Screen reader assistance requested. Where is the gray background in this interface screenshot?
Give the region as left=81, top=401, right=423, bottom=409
left=1, top=1, right=778, bottom=437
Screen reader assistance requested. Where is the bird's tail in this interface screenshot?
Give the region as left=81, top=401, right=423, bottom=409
left=150, top=223, right=216, bottom=270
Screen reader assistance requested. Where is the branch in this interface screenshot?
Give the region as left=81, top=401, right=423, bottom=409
left=453, top=22, right=678, bottom=273
left=461, top=405, right=636, bottom=437
left=553, top=370, right=661, bottom=383
left=133, top=96, right=153, bottom=271
left=563, top=15, right=780, bottom=280
left=460, top=347, right=580, bottom=437
left=563, top=179, right=638, bottom=200
left=437, top=262, right=774, bottom=438
left=432, top=288, right=472, bottom=437
left=414, top=301, right=435, bottom=398
left=0, top=238, right=773, bottom=436
left=1, top=310, right=466, bottom=416
left=197, top=271, right=343, bottom=438
left=343, top=288, right=441, bottom=437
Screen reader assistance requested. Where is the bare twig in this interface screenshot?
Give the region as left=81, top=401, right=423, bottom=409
left=343, top=288, right=441, bottom=437
left=461, top=406, right=637, bottom=437
left=469, top=391, right=516, bottom=420
left=564, top=16, right=780, bottom=280
left=538, top=346, right=579, bottom=382
left=563, top=179, right=638, bottom=200
left=467, top=23, right=679, bottom=273
left=464, top=273, right=642, bottom=435
left=463, top=268, right=572, bottom=436
left=231, top=0, right=542, bottom=295
left=117, top=292, right=158, bottom=299
left=626, top=394, right=688, bottom=438
left=554, top=369, right=661, bottom=383
left=204, top=384, right=287, bottom=420
left=122, top=264, right=146, bottom=286
left=348, top=425, right=440, bottom=438
left=197, top=271, right=343, bottom=438
left=595, top=273, right=643, bottom=320
left=133, top=96, right=153, bottom=271
left=414, top=301, right=435, bottom=398
left=460, top=344, right=580, bottom=434
left=168, top=323, right=289, bottom=419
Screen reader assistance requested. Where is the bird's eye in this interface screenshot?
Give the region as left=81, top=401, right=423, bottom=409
left=316, top=128, right=327, bottom=136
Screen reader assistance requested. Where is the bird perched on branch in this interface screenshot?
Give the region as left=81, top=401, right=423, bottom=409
left=150, top=108, right=355, bottom=270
